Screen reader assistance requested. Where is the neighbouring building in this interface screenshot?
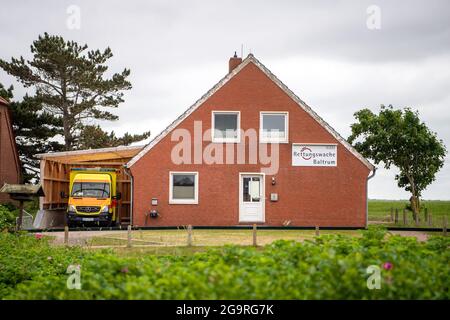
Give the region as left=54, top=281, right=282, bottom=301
left=0, top=97, right=21, bottom=203
left=125, top=54, right=375, bottom=227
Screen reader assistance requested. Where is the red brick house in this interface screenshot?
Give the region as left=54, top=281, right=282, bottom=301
left=126, top=54, right=375, bottom=227
left=0, top=97, right=21, bottom=203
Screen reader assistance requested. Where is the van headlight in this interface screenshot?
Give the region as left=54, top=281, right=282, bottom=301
left=68, top=205, right=77, bottom=213
left=101, top=206, right=110, bottom=214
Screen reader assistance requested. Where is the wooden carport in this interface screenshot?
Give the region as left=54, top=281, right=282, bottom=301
left=36, top=145, right=143, bottom=225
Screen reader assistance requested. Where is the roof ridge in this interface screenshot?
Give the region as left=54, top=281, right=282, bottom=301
left=0, top=96, right=10, bottom=105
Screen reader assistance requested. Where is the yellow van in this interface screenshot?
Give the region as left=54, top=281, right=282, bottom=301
left=63, top=168, right=121, bottom=227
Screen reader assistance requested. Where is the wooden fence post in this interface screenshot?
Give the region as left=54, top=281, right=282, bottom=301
left=403, top=209, right=407, bottom=225
left=127, top=225, right=132, bottom=248
left=394, top=209, right=398, bottom=224
left=187, top=225, right=193, bottom=246
left=16, top=201, right=24, bottom=231
left=390, top=208, right=394, bottom=222
left=315, top=225, right=320, bottom=236
left=428, top=212, right=433, bottom=227
left=64, top=225, right=69, bottom=245
left=424, top=208, right=428, bottom=224
left=443, top=217, right=448, bottom=237
left=415, top=212, right=419, bottom=226
left=253, top=224, right=257, bottom=246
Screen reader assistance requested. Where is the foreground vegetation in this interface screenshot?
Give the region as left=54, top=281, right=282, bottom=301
left=1, top=227, right=448, bottom=299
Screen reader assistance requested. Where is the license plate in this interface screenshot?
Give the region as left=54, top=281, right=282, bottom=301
left=82, top=218, right=94, bottom=222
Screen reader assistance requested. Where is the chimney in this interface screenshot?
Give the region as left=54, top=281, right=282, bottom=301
left=229, top=51, right=242, bottom=73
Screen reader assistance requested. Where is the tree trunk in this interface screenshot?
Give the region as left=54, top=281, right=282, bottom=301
left=407, top=174, right=420, bottom=220
left=63, top=120, right=72, bottom=151
left=61, top=75, right=72, bottom=150
left=16, top=201, right=24, bottom=231
left=410, top=194, right=420, bottom=221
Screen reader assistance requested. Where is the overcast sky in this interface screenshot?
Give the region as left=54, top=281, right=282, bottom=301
left=1, top=0, right=449, bottom=199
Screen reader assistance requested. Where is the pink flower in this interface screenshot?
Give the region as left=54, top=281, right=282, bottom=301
left=35, top=233, right=43, bottom=240
left=120, top=267, right=129, bottom=274
left=383, top=262, right=393, bottom=270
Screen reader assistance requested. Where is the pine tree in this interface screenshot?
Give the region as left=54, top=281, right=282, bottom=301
left=0, top=33, right=145, bottom=151
left=76, top=125, right=150, bottom=149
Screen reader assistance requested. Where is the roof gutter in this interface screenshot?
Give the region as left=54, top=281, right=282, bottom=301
left=123, top=165, right=134, bottom=227
left=366, top=167, right=377, bottom=228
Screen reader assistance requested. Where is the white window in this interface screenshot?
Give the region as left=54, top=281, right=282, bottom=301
left=212, top=111, right=240, bottom=143
left=169, top=172, right=199, bottom=204
left=260, top=112, right=289, bottom=143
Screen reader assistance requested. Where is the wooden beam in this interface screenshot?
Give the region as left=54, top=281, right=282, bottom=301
left=42, top=177, right=70, bottom=182
left=62, top=162, right=128, bottom=166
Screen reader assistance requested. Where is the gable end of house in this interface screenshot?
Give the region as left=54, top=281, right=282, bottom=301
left=126, top=54, right=374, bottom=171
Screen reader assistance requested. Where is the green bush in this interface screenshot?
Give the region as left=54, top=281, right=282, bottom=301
left=0, top=232, right=86, bottom=298
left=0, top=205, right=16, bottom=231
left=1, top=228, right=449, bottom=300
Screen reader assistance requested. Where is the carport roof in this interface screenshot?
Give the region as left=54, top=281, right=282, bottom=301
left=35, top=145, right=144, bottom=163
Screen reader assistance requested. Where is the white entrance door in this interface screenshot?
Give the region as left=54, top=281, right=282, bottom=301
left=239, top=173, right=265, bottom=222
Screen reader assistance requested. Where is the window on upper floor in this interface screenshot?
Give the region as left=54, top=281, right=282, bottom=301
left=212, top=111, right=240, bottom=143
left=260, top=112, right=289, bottom=143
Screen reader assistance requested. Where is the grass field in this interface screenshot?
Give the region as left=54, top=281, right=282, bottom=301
left=368, top=199, right=450, bottom=227
left=86, top=229, right=361, bottom=248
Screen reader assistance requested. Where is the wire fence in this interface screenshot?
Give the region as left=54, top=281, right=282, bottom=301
left=386, top=207, right=448, bottom=230
left=55, top=224, right=447, bottom=248
left=71, top=226, right=340, bottom=248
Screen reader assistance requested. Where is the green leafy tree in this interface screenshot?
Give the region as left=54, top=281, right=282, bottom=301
left=348, top=105, right=447, bottom=217
left=0, top=33, right=143, bottom=150
left=76, top=125, right=150, bottom=149
left=0, top=83, right=63, bottom=182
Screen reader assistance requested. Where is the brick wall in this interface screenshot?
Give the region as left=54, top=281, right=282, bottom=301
left=0, top=104, right=21, bottom=203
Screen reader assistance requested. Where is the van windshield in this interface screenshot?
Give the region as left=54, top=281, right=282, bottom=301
left=71, top=182, right=110, bottom=198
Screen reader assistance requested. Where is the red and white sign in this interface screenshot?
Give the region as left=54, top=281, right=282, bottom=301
left=292, top=144, right=337, bottom=167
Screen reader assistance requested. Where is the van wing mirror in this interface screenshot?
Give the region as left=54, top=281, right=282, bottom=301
left=60, top=191, right=68, bottom=199
left=113, top=192, right=122, bottom=200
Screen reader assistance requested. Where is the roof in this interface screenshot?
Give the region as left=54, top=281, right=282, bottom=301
left=36, top=145, right=144, bottom=163
left=0, top=183, right=45, bottom=196
left=72, top=173, right=112, bottom=182
left=126, top=54, right=374, bottom=170
left=0, top=96, right=9, bottom=105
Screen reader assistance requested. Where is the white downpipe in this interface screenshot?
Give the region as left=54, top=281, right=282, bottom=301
left=366, top=168, right=377, bottom=228
left=123, top=166, right=134, bottom=227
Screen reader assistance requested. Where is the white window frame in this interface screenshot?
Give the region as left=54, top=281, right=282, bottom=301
left=169, top=171, right=199, bottom=204
left=259, top=111, right=289, bottom=143
left=211, top=111, right=241, bottom=143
